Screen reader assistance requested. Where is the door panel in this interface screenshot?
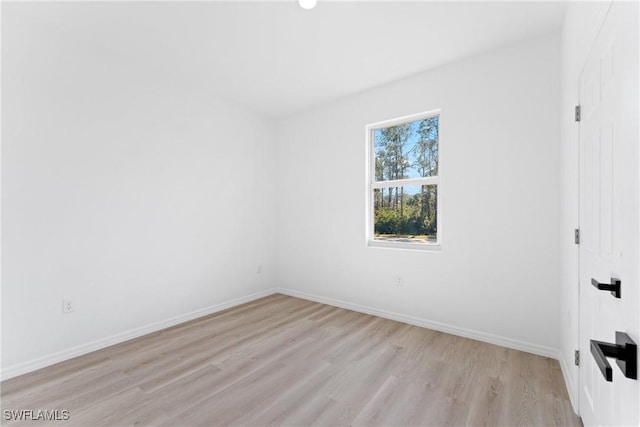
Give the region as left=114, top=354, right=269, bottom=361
left=578, top=2, right=639, bottom=426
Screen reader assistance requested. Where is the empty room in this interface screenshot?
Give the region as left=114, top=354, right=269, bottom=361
left=1, top=0, right=638, bottom=426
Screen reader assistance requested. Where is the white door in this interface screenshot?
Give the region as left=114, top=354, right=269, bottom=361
left=578, top=1, right=639, bottom=426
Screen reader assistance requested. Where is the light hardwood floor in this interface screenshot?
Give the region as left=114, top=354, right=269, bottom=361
left=1, top=294, right=581, bottom=426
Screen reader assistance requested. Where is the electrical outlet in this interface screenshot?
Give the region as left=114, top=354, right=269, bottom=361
left=395, top=276, right=404, bottom=287
left=257, top=265, right=262, bottom=274
left=62, top=299, right=74, bottom=314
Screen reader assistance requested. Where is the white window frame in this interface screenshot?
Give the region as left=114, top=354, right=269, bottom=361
left=365, top=109, right=442, bottom=251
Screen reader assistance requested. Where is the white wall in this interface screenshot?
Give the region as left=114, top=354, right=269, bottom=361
left=276, top=34, right=561, bottom=355
left=1, top=8, right=566, bottom=382
left=1, top=10, right=277, bottom=375
left=559, top=0, right=612, bottom=413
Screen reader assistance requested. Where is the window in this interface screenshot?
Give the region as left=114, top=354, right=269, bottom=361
left=366, top=110, right=440, bottom=248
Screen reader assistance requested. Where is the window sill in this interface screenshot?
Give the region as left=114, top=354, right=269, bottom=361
left=367, top=240, right=442, bottom=252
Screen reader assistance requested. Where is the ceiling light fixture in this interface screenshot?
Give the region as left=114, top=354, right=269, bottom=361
left=298, top=0, right=317, bottom=10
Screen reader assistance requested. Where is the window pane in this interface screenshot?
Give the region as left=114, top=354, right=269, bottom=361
left=374, top=116, right=439, bottom=181
left=373, top=185, right=437, bottom=243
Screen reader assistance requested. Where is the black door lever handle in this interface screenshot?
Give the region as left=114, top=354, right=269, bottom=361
left=591, top=278, right=621, bottom=298
left=590, top=332, right=637, bottom=382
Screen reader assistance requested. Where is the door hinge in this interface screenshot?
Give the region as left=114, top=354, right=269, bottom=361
left=574, top=229, right=580, bottom=245
left=575, top=105, right=581, bottom=122
left=575, top=350, right=580, bottom=366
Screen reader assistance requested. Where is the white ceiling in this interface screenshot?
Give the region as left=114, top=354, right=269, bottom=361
left=5, top=1, right=567, bottom=118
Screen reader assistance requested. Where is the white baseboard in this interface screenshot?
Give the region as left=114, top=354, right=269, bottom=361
left=559, top=350, right=580, bottom=415
left=2, top=287, right=562, bottom=382
left=276, top=287, right=560, bottom=360
left=0, top=288, right=278, bottom=381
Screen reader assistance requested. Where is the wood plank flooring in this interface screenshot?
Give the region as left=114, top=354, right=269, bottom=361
left=1, top=294, right=582, bottom=426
